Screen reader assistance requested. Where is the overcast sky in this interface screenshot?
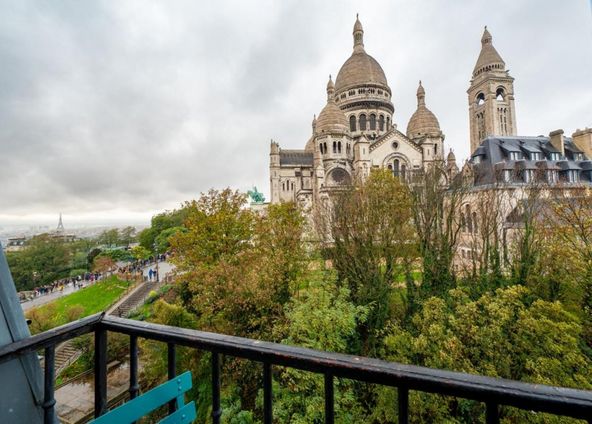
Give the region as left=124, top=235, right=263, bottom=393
left=1, top=0, right=591, bottom=226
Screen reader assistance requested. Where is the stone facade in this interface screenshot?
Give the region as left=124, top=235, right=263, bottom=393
left=269, top=16, right=449, bottom=209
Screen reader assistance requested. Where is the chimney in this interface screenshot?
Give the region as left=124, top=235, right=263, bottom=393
left=549, top=129, right=565, bottom=156
left=572, top=128, right=592, bottom=160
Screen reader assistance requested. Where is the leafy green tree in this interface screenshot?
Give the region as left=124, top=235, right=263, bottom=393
left=272, top=277, right=368, bottom=423
left=319, top=170, right=417, bottom=356
left=154, top=226, right=185, bottom=254
left=6, top=234, right=71, bottom=290
left=139, top=208, right=189, bottom=251
left=374, top=285, right=592, bottom=423
left=98, top=228, right=120, bottom=247
left=131, top=245, right=152, bottom=260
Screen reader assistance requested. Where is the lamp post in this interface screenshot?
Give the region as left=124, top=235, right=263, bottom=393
left=153, top=242, right=160, bottom=283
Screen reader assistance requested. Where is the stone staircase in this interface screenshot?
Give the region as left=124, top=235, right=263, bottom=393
left=110, top=279, right=164, bottom=318
left=54, top=340, right=82, bottom=375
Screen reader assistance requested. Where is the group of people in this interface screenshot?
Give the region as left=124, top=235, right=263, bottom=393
left=30, top=272, right=104, bottom=298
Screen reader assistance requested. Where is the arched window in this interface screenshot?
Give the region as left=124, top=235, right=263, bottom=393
left=338, top=141, right=342, bottom=153
left=324, top=142, right=327, bottom=153
left=393, top=159, right=400, bottom=177
left=359, top=114, right=367, bottom=131
left=477, top=92, right=485, bottom=106
left=386, top=116, right=390, bottom=129
left=401, top=164, right=407, bottom=181
left=282, top=181, right=285, bottom=191
left=472, top=212, right=478, bottom=233
left=461, top=213, right=466, bottom=231
left=349, top=115, right=357, bottom=132
left=320, top=143, right=324, bottom=154
left=291, top=181, right=294, bottom=191
left=333, top=141, right=337, bottom=153
left=466, top=205, right=473, bottom=233
left=496, top=87, right=505, bottom=101
left=379, top=115, right=385, bottom=131
left=369, top=114, right=376, bottom=130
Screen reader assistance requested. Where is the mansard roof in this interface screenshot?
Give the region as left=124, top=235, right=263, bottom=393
left=471, top=135, right=592, bottom=186
left=279, top=150, right=314, bottom=167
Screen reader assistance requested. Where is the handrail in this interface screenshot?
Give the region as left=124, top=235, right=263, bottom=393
left=99, top=315, right=592, bottom=421
left=0, top=312, right=103, bottom=365
left=0, top=312, right=591, bottom=423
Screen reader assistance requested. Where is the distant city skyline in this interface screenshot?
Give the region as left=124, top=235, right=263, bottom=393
left=1, top=0, right=591, bottom=223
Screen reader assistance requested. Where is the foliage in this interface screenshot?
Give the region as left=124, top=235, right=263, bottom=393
left=154, top=226, right=185, bottom=254
left=271, top=277, right=368, bottom=423
left=320, top=169, right=417, bottom=356
left=131, top=245, right=152, bottom=260
left=92, top=255, right=115, bottom=272
left=374, top=285, right=592, bottom=423
left=139, top=208, right=189, bottom=251
left=6, top=234, right=71, bottom=291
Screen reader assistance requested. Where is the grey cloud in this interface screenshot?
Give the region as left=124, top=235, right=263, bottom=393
left=0, top=0, right=590, bottom=224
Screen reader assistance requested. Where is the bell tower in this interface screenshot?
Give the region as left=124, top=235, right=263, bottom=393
left=468, top=27, right=517, bottom=154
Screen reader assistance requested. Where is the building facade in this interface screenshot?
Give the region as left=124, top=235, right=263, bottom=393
left=269, top=16, right=449, bottom=209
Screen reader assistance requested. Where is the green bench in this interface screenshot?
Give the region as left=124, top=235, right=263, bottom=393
left=90, top=371, right=196, bottom=424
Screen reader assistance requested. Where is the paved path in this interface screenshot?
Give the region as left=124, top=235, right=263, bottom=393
left=20, top=261, right=173, bottom=312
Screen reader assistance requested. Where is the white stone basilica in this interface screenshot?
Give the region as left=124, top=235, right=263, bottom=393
left=269, top=16, right=452, bottom=208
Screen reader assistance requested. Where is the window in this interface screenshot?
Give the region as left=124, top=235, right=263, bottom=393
left=401, top=164, right=407, bottom=181
left=530, top=152, right=542, bottom=161
left=509, top=152, right=522, bottom=160
left=359, top=114, right=367, bottom=131
left=349, top=115, right=357, bottom=132
left=476, top=112, right=485, bottom=140
left=466, top=205, right=473, bottom=233
left=338, top=141, right=342, bottom=154
left=472, top=212, right=478, bottom=234
left=370, top=114, right=376, bottom=130
left=547, top=170, right=558, bottom=184
left=386, top=116, right=390, bottom=129
left=333, top=142, right=336, bottom=154
left=476, top=92, right=485, bottom=106
left=392, top=159, right=400, bottom=177
left=523, top=169, right=534, bottom=183
left=461, top=213, right=466, bottom=232
left=282, top=181, right=285, bottom=191
left=567, top=170, right=579, bottom=183
left=496, top=87, right=505, bottom=101
left=548, top=152, right=560, bottom=161
left=473, top=156, right=481, bottom=164
left=379, top=115, right=385, bottom=131
left=574, top=153, right=584, bottom=161
left=320, top=143, right=324, bottom=154
left=502, top=170, right=512, bottom=182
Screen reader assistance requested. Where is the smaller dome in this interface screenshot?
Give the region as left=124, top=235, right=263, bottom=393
left=406, top=81, right=440, bottom=138
left=316, top=101, right=349, bottom=134
left=447, top=149, right=456, bottom=162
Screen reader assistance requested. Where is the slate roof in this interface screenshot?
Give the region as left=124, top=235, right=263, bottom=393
left=471, top=135, right=592, bottom=186
left=279, top=150, right=314, bottom=167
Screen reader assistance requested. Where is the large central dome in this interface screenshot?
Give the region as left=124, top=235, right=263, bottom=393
left=334, top=16, right=390, bottom=93
left=335, top=53, right=388, bottom=92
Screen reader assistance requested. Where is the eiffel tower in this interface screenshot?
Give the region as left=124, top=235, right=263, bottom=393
left=56, top=213, right=65, bottom=234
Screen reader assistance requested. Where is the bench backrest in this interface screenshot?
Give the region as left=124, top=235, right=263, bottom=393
left=90, top=371, right=196, bottom=424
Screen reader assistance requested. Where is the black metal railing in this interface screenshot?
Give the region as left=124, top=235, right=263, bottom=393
left=0, top=312, right=591, bottom=424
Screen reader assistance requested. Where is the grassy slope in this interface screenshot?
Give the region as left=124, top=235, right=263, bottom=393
left=27, top=276, right=130, bottom=328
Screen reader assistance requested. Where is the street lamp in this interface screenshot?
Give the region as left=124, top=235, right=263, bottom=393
left=153, top=242, right=160, bottom=283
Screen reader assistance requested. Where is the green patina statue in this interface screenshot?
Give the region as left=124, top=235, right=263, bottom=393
left=247, top=187, right=265, bottom=204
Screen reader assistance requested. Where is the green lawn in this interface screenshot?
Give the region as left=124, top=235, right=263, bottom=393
left=26, top=276, right=130, bottom=332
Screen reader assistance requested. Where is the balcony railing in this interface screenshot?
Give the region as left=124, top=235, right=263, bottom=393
left=0, top=312, right=591, bottom=424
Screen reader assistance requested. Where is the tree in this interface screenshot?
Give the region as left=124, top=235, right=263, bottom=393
left=131, top=245, right=152, bottom=261
left=98, top=229, right=120, bottom=247
left=409, top=165, right=467, bottom=307
left=93, top=255, right=115, bottom=273
left=170, top=189, right=306, bottom=411
left=154, top=226, right=185, bottom=254
left=139, top=208, right=190, bottom=251
left=119, top=226, right=137, bottom=247
left=374, top=285, right=592, bottom=423
left=318, top=170, right=417, bottom=356
left=6, top=234, right=71, bottom=291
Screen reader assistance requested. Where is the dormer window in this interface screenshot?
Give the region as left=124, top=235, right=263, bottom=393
left=548, top=152, right=560, bottom=161
left=509, top=152, right=522, bottom=160
left=502, top=170, right=512, bottom=182
left=574, top=153, right=584, bottom=161
left=473, top=156, right=481, bottom=164
left=530, top=152, right=542, bottom=160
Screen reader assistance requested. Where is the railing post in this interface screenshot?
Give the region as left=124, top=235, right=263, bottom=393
left=167, top=342, right=176, bottom=414
left=94, top=328, right=108, bottom=418
left=486, top=402, right=499, bottom=424
left=398, top=387, right=408, bottom=424
left=212, top=352, right=222, bottom=424
left=43, top=345, right=56, bottom=424
left=324, top=372, right=334, bottom=424
left=263, top=362, right=272, bottom=424
left=129, top=335, right=139, bottom=399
